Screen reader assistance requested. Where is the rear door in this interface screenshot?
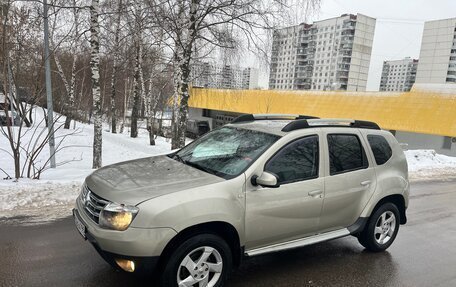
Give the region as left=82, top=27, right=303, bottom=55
left=319, top=129, right=377, bottom=232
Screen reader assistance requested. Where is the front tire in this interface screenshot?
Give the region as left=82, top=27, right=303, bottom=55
left=358, top=202, right=400, bottom=252
left=160, top=234, right=232, bottom=287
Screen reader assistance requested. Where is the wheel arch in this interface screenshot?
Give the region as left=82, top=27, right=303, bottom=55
left=371, top=194, right=407, bottom=224
left=158, top=221, right=243, bottom=269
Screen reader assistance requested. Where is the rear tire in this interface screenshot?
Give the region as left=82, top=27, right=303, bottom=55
left=160, top=233, right=232, bottom=287
left=358, top=202, right=400, bottom=252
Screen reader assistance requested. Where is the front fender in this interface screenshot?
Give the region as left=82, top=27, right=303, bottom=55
left=131, top=175, right=246, bottom=244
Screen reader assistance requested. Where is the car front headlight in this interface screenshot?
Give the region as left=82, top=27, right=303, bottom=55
left=99, top=203, right=139, bottom=231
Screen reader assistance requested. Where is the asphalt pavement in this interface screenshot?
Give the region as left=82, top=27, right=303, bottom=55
left=1, top=179, right=456, bottom=287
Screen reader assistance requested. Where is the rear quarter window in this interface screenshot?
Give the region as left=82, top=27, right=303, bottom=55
left=367, top=134, right=393, bottom=165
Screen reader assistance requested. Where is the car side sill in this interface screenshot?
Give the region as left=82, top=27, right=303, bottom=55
left=245, top=228, right=350, bottom=257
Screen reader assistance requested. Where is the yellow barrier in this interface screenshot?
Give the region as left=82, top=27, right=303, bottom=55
left=189, top=88, right=456, bottom=137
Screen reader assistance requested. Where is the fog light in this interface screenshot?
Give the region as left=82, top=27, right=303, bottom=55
left=115, top=258, right=135, bottom=272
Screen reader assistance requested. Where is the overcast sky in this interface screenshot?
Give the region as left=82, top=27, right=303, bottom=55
left=254, top=0, right=456, bottom=91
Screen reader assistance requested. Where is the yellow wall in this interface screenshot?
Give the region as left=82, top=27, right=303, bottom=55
left=189, top=88, right=456, bottom=137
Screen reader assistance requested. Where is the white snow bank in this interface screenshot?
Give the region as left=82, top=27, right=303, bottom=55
left=406, top=150, right=456, bottom=171
left=405, top=149, right=456, bottom=181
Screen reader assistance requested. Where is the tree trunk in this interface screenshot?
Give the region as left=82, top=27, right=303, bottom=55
left=171, top=0, right=198, bottom=149
left=110, top=11, right=121, bottom=136
left=110, top=63, right=118, bottom=133
left=90, top=0, right=102, bottom=169
left=171, top=49, right=182, bottom=149
left=176, top=58, right=191, bottom=148
left=64, top=54, right=77, bottom=129
left=149, top=114, right=156, bottom=146
left=120, top=77, right=129, bottom=134
left=130, top=32, right=142, bottom=138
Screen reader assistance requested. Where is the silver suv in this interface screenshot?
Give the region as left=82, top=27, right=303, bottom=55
left=73, top=114, right=409, bottom=287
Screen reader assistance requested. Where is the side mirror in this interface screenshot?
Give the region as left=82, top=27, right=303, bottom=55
left=251, top=171, right=280, bottom=188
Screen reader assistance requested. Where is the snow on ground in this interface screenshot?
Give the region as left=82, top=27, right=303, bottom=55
left=0, top=107, right=174, bottom=222
left=1, top=107, right=456, bottom=222
left=405, top=149, right=456, bottom=181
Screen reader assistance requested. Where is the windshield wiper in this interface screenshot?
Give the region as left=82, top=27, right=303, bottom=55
left=172, top=153, right=186, bottom=164
left=184, top=161, right=217, bottom=176
left=172, top=153, right=217, bottom=176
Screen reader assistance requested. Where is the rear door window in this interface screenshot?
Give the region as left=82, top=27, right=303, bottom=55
left=367, top=135, right=393, bottom=165
left=327, top=134, right=368, bottom=175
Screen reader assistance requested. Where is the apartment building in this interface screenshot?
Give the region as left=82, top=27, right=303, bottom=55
left=380, top=57, right=418, bottom=92
left=269, top=14, right=376, bottom=91
left=191, top=62, right=259, bottom=90
left=415, top=17, right=456, bottom=84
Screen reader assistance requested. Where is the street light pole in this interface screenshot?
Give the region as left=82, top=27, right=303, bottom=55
left=43, top=0, right=56, bottom=168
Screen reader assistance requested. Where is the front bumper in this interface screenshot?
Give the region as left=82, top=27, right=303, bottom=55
left=73, top=199, right=177, bottom=272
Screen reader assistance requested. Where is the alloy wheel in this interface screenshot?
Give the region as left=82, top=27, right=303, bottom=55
left=374, top=211, right=396, bottom=245
left=177, top=246, right=223, bottom=287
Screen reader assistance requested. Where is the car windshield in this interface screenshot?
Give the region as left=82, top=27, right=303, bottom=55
left=171, top=127, right=280, bottom=179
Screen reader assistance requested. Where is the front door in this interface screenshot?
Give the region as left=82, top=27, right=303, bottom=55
left=245, top=134, right=324, bottom=250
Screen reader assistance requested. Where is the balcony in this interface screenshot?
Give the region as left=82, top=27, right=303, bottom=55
left=341, top=36, right=354, bottom=44
left=340, top=44, right=353, bottom=51
left=295, top=66, right=314, bottom=71
left=297, top=60, right=314, bottom=66
left=296, top=84, right=312, bottom=90
left=297, top=48, right=316, bottom=56
left=295, top=79, right=312, bottom=85
left=338, top=64, right=350, bottom=71
left=295, top=72, right=313, bottom=78
left=337, top=71, right=349, bottom=78
left=341, top=30, right=355, bottom=36
left=340, top=51, right=352, bottom=57
left=338, top=58, right=352, bottom=64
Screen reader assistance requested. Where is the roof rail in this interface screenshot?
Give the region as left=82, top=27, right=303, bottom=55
left=230, top=114, right=380, bottom=132
left=281, top=118, right=380, bottom=132
left=231, top=114, right=319, bottom=123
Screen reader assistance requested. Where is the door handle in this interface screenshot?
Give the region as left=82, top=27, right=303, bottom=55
left=308, top=189, right=323, bottom=198
left=360, top=180, right=371, bottom=187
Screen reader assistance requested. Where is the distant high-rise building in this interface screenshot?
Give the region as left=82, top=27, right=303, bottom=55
left=415, top=17, right=456, bottom=84
left=191, top=62, right=259, bottom=90
left=269, top=14, right=376, bottom=91
left=380, top=58, right=418, bottom=92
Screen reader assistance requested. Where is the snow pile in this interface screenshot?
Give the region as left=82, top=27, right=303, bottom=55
left=405, top=149, right=456, bottom=181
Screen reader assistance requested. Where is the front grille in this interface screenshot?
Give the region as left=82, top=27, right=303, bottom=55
left=80, top=185, right=110, bottom=224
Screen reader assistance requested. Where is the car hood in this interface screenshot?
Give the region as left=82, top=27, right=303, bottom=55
left=84, top=155, right=225, bottom=206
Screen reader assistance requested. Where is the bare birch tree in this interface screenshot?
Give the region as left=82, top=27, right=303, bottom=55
left=90, top=0, right=102, bottom=168
left=109, top=0, right=122, bottom=133
left=152, top=0, right=321, bottom=149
